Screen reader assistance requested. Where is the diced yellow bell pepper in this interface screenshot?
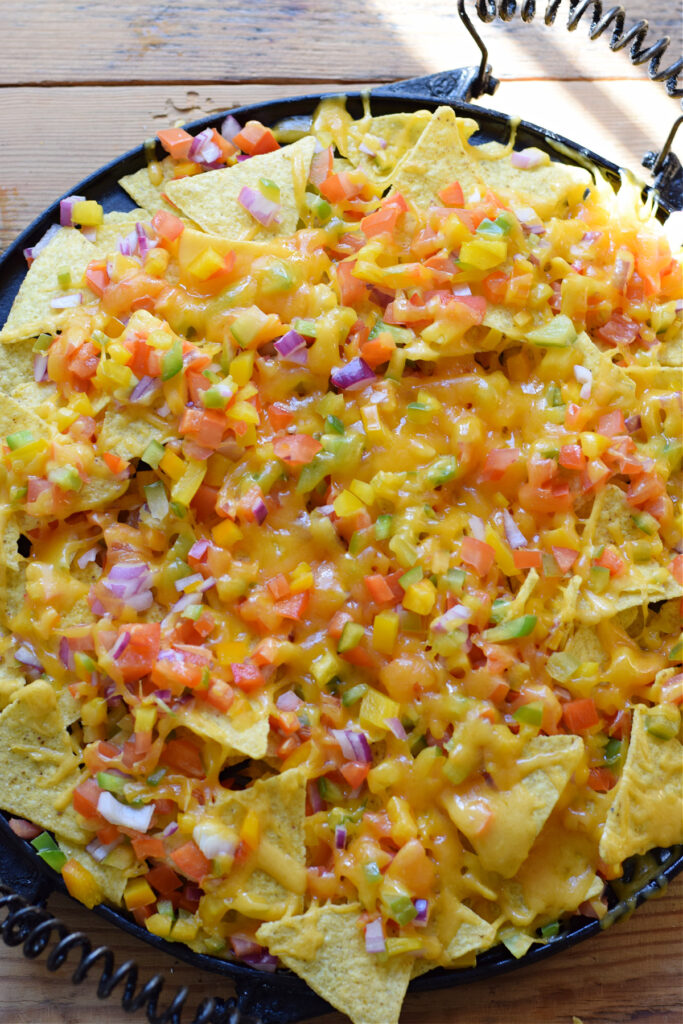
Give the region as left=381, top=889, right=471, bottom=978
left=387, top=796, right=418, bottom=845
left=145, top=913, right=173, bottom=939
left=159, top=449, right=186, bottom=481
left=171, top=460, right=206, bottom=506
left=290, top=562, right=314, bottom=593
left=459, top=237, right=507, bottom=271
left=70, top=393, right=93, bottom=417
left=580, top=432, right=611, bottom=458
left=62, top=858, right=103, bottom=909
left=333, top=489, right=365, bottom=518
left=403, top=579, right=436, bottom=616
left=144, top=248, right=170, bottom=277
left=134, top=704, right=157, bottom=733
left=107, top=343, right=132, bottom=365
left=350, top=479, right=374, bottom=505
left=71, top=200, right=103, bottom=226
left=226, top=400, right=260, bottom=425
left=212, top=519, right=243, bottom=549
left=360, top=688, right=400, bottom=733
left=385, top=937, right=423, bottom=957
left=372, top=611, right=399, bottom=655
left=215, top=638, right=249, bottom=667
left=124, top=877, right=157, bottom=911
left=56, top=407, right=79, bottom=430
left=484, top=524, right=517, bottom=577
left=361, top=404, right=383, bottom=440
left=188, top=246, right=225, bottom=281
left=230, top=351, right=254, bottom=386
left=81, top=697, right=107, bottom=727
left=170, top=915, right=200, bottom=942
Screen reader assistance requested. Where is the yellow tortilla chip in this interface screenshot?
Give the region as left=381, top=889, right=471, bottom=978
left=257, top=903, right=413, bottom=1024
left=0, top=229, right=99, bottom=342
left=209, top=768, right=307, bottom=920
left=573, top=332, right=635, bottom=402
left=118, top=158, right=178, bottom=216
left=389, top=106, right=483, bottom=208
left=165, top=137, right=316, bottom=240
left=345, top=110, right=432, bottom=184
left=433, top=897, right=498, bottom=965
left=442, top=735, right=583, bottom=878
left=599, top=704, right=683, bottom=869
left=98, top=408, right=173, bottom=463
left=468, top=145, right=590, bottom=220
left=657, top=330, right=682, bottom=367
left=504, top=568, right=539, bottom=620
left=565, top=624, right=605, bottom=666
left=94, top=216, right=148, bottom=257
left=57, top=838, right=134, bottom=905
left=178, top=697, right=269, bottom=762
left=0, top=680, right=87, bottom=842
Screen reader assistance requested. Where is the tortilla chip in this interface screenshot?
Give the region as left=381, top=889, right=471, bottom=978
left=118, top=158, right=178, bottom=216
left=505, top=568, right=539, bottom=619
left=482, top=304, right=526, bottom=341
left=657, top=331, right=682, bottom=367
left=389, top=106, right=483, bottom=208
left=0, top=229, right=98, bottom=342
left=345, top=110, right=432, bottom=184
left=0, top=680, right=87, bottom=842
left=57, top=838, right=132, bottom=905
left=599, top=704, right=683, bottom=869
left=625, top=364, right=682, bottom=390
left=257, top=903, right=413, bottom=1024
left=442, top=735, right=583, bottom=878
left=499, top=816, right=602, bottom=927
left=434, top=898, right=498, bottom=965
left=98, top=408, right=173, bottom=463
left=95, top=216, right=149, bottom=257
left=468, top=146, right=590, bottom=220
left=209, top=768, right=307, bottom=920
left=165, top=137, right=316, bottom=240
left=565, top=625, right=605, bottom=667
left=178, top=697, right=269, bottom=762
left=177, top=228, right=291, bottom=285
left=573, top=332, right=635, bottom=402
left=0, top=337, right=43, bottom=397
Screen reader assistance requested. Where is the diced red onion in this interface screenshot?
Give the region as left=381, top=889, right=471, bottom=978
left=527, top=224, right=546, bottom=236
left=135, top=222, right=155, bottom=259
left=221, top=115, right=242, bottom=143
left=334, top=825, right=347, bottom=850
left=503, top=509, right=527, bottom=549
left=77, top=546, right=99, bottom=569
left=60, top=195, right=85, bottom=227
left=8, top=818, right=42, bottom=840
left=625, top=414, right=642, bottom=434
left=252, top=497, right=268, bottom=525
left=188, top=539, right=209, bottom=562
left=58, top=636, right=72, bottom=669
left=238, top=186, right=281, bottom=227
left=33, top=353, right=48, bottom=382
left=188, top=128, right=222, bottom=165
left=468, top=514, right=485, bottom=541
left=574, top=365, right=592, bottom=400
left=385, top=717, right=407, bottom=740
left=240, top=951, right=279, bottom=972
left=14, top=643, right=43, bottom=671
left=414, top=898, right=429, bottom=925
left=129, top=375, right=160, bottom=403
left=359, top=142, right=376, bottom=156
left=170, top=593, right=201, bottom=614
left=236, top=154, right=251, bottom=162
left=675, top=299, right=683, bottom=314
left=527, top=252, right=540, bottom=265
left=330, top=357, right=375, bottom=391
left=193, top=824, right=237, bottom=859
left=364, top=918, right=386, bottom=954
left=117, top=229, right=138, bottom=257
left=81, top=227, right=97, bottom=242
left=330, top=729, right=372, bottom=764
left=307, top=780, right=323, bottom=813
left=97, top=791, right=154, bottom=832
left=612, top=252, right=634, bottom=292
left=276, top=690, right=303, bottom=712
left=161, top=821, right=178, bottom=837
left=452, top=283, right=472, bottom=297
left=230, top=933, right=262, bottom=958
left=86, top=836, right=122, bottom=863
left=110, top=630, right=131, bottom=660
left=274, top=330, right=307, bottom=362
left=510, top=148, right=545, bottom=169
left=431, top=604, right=471, bottom=634
left=176, top=573, right=204, bottom=593
left=104, top=562, right=153, bottom=600
left=24, top=223, right=61, bottom=264
left=50, top=292, right=82, bottom=309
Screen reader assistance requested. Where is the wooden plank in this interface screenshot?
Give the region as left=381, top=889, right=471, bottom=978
left=0, top=880, right=679, bottom=1024
left=1, top=0, right=680, bottom=85
left=1, top=78, right=680, bottom=252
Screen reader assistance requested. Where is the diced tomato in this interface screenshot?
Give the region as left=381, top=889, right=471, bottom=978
left=670, top=554, right=683, bottom=586
left=595, top=546, right=626, bottom=577
left=233, top=120, right=279, bottom=156
left=231, top=660, right=266, bottom=693
left=363, top=574, right=396, bottom=604
left=481, top=270, right=508, bottom=305
left=179, top=407, right=226, bottom=448
left=559, top=444, right=586, bottom=471
left=442, top=294, right=487, bottom=325
left=85, top=261, right=109, bottom=298
left=96, top=823, right=120, bottom=845
left=361, top=332, right=395, bottom=369
left=267, top=402, right=294, bottom=430
left=340, top=761, right=370, bottom=788
left=116, top=623, right=161, bottom=683
left=319, top=171, right=365, bottom=204
left=513, top=549, right=543, bottom=570
left=518, top=479, right=573, bottom=514
left=336, top=260, right=367, bottom=306
left=438, top=180, right=464, bottom=207
left=565, top=402, right=591, bottom=431
left=481, top=447, right=520, bottom=480
left=309, top=146, right=334, bottom=188
left=273, top=434, right=322, bottom=466
left=635, top=231, right=671, bottom=296
left=161, top=738, right=205, bottom=779
left=627, top=472, right=666, bottom=507
left=267, top=574, right=291, bottom=600
left=460, top=536, right=496, bottom=576
left=170, top=841, right=212, bottom=882
left=151, top=208, right=185, bottom=243
left=102, top=452, right=128, bottom=474
left=190, top=484, right=219, bottom=522
left=131, top=836, right=166, bottom=860
left=72, top=778, right=102, bottom=819
left=562, top=698, right=600, bottom=734
left=361, top=198, right=404, bottom=239
left=151, top=648, right=208, bottom=692
left=597, top=410, right=626, bottom=437
left=204, top=679, right=234, bottom=713
left=596, top=312, right=639, bottom=345
left=146, top=864, right=183, bottom=894
left=157, top=128, right=194, bottom=159
left=587, top=767, right=617, bottom=792
left=552, top=546, right=579, bottom=573
left=68, top=341, right=100, bottom=381
left=275, top=591, right=310, bottom=621
left=328, top=610, right=353, bottom=639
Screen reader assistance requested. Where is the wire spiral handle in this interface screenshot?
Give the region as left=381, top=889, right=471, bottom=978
left=458, top=0, right=683, bottom=98
left=0, top=884, right=260, bottom=1024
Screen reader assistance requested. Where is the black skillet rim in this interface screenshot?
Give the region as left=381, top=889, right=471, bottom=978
left=0, top=85, right=681, bottom=1022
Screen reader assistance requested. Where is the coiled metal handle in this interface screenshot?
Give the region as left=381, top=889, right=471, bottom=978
left=458, top=0, right=683, bottom=98
left=0, top=884, right=260, bottom=1024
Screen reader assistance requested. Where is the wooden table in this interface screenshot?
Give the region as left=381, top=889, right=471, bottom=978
left=0, top=2, right=681, bottom=1022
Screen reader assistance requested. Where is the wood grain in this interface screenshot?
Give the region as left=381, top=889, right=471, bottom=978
left=1, top=0, right=680, bottom=85
left=0, top=879, right=680, bottom=1024
left=1, top=79, right=681, bottom=251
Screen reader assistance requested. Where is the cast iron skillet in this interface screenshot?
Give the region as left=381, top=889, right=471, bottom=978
left=0, top=37, right=682, bottom=1024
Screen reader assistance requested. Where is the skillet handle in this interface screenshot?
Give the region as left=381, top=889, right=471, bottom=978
left=373, top=66, right=499, bottom=106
